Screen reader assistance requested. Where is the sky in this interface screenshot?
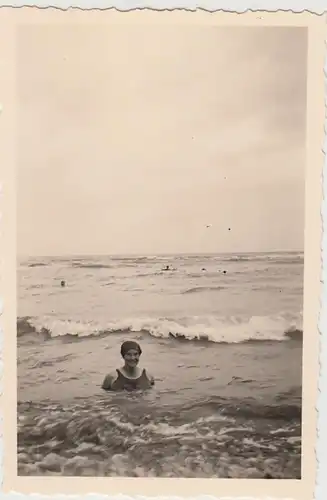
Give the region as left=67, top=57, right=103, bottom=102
left=17, top=25, right=307, bottom=256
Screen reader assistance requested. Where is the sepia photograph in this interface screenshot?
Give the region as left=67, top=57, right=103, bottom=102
left=9, top=11, right=321, bottom=489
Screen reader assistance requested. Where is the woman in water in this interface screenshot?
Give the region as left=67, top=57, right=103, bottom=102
left=101, top=341, right=154, bottom=391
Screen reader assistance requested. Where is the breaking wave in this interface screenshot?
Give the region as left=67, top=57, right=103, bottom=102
left=17, top=394, right=301, bottom=478
left=17, top=313, right=303, bottom=345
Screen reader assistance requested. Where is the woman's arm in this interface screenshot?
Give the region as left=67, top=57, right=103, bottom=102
left=101, top=373, right=115, bottom=391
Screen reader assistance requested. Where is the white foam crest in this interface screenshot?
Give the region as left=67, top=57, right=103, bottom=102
left=30, top=317, right=101, bottom=338
left=27, top=312, right=303, bottom=344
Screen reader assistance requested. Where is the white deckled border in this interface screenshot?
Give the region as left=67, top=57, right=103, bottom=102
left=0, top=1, right=324, bottom=14
left=317, top=16, right=327, bottom=500
left=0, top=4, right=325, bottom=500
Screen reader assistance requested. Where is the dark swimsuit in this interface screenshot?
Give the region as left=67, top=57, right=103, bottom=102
left=111, top=368, right=153, bottom=391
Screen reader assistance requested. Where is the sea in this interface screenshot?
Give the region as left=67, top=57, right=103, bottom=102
left=17, top=251, right=303, bottom=478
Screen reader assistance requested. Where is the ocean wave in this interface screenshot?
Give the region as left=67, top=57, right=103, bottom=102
left=17, top=313, right=303, bottom=345
left=72, top=263, right=114, bottom=269
left=20, top=252, right=304, bottom=268
left=182, top=286, right=226, bottom=294
left=17, top=317, right=52, bottom=340
left=17, top=395, right=301, bottom=478
left=27, top=262, right=48, bottom=268
left=177, top=395, right=302, bottom=421
left=131, top=271, right=178, bottom=278
left=110, top=256, right=161, bottom=263
left=222, top=255, right=303, bottom=264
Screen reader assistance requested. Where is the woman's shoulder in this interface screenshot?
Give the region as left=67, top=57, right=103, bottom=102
left=143, top=369, right=155, bottom=385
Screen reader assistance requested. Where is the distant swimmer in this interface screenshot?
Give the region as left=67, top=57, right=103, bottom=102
left=101, top=341, right=154, bottom=392
left=162, top=265, right=177, bottom=271
left=202, top=268, right=206, bottom=271
left=60, top=280, right=66, bottom=287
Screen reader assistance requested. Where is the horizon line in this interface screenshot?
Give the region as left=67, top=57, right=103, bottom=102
left=17, top=249, right=304, bottom=260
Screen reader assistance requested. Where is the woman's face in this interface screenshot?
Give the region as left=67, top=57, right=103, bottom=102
left=123, top=349, right=140, bottom=368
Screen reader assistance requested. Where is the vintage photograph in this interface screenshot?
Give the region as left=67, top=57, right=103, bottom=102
left=16, top=21, right=308, bottom=479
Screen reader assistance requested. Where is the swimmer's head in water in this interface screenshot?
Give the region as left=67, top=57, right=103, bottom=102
left=120, top=341, right=142, bottom=368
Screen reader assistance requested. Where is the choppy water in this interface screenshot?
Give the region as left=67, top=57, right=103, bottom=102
left=17, top=252, right=303, bottom=478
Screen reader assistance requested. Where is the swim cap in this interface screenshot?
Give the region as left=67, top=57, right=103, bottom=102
left=120, top=341, right=142, bottom=357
